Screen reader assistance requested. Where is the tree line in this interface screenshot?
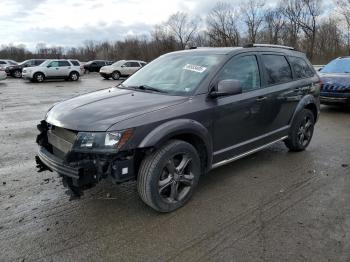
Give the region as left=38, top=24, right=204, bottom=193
left=1, top=0, right=350, bottom=64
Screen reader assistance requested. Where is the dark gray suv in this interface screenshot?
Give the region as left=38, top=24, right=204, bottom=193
left=36, top=44, right=321, bottom=212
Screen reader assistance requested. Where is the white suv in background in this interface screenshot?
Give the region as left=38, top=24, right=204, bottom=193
left=99, top=60, right=146, bottom=80
left=22, top=59, right=81, bottom=82
left=0, top=59, right=17, bottom=70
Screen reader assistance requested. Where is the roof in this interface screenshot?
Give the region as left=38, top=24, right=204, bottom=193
left=170, top=45, right=303, bottom=56
left=172, top=47, right=243, bottom=55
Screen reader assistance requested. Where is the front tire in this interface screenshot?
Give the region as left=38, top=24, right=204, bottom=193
left=34, top=72, right=45, bottom=83
left=284, top=109, right=315, bottom=152
left=111, top=71, right=120, bottom=80
left=137, top=140, right=201, bottom=212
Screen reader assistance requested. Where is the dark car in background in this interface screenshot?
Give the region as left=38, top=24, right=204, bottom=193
left=83, top=60, right=113, bottom=73
left=36, top=44, right=320, bottom=212
left=319, top=57, right=350, bottom=105
left=5, top=59, right=46, bottom=78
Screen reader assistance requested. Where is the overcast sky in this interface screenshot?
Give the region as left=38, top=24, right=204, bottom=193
left=0, top=0, right=219, bottom=49
left=1, top=0, right=334, bottom=50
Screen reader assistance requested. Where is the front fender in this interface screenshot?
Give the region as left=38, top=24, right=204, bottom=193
left=138, top=119, right=213, bottom=168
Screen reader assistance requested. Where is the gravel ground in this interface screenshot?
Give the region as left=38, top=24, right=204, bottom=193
left=0, top=74, right=349, bottom=262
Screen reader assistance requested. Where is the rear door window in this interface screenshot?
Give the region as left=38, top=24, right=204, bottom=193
left=217, top=55, right=261, bottom=93
left=261, top=55, right=293, bottom=85
left=289, top=56, right=314, bottom=79
left=129, top=62, right=141, bottom=67
left=58, top=61, right=71, bottom=67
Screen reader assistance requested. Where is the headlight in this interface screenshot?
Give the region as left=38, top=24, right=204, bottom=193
left=73, top=129, right=133, bottom=152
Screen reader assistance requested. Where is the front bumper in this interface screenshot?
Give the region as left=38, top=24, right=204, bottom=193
left=35, top=121, right=137, bottom=194
left=22, top=73, right=32, bottom=80
left=320, top=92, right=350, bottom=104
left=99, top=72, right=112, bottom=78
left=37, top=147, right=80, bottom=179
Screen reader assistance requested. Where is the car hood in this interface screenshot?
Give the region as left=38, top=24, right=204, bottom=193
left=319, top=73, right=350, bottom=86
left=100, top=65, right=115, bottom=72
left=46, top=88, right=187, bottom=131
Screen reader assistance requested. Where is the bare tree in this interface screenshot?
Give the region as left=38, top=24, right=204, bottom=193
left=280, top=0, right=304, bottom=48
left=241, top=0, right=265, bottom=43
left=335, top=0, right=350, bottom=55
left=264, top=8, right=285, bottom=44
left=298, top=0, right=322, bottom=60
left=166, top=12, right=199, bottom=49
left=206, top=2, right=240, bottom=46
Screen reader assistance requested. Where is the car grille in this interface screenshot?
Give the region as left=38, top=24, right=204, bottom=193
left=322, top=84, right=350, bottom=93
left=47, top=126, right=77, bottom=156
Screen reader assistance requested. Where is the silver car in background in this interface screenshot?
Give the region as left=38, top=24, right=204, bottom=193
left=22, top=59, right=81, bottom=82
left=99, top=60, right=146, bottom=80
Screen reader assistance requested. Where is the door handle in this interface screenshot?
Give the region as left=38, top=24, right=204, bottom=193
left=256, top=96, right=267, bottom=102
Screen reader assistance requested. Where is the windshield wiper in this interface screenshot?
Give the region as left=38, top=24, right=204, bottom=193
left=118, top=84, right=167, bottom=93
left=136, top=85, right=168, bottom=93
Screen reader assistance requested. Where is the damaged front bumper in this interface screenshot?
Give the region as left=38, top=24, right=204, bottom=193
left=35, top=121, right=137, bottom=195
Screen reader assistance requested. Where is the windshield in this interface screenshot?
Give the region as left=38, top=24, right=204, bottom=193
left=19, top=60, right=29, bottom=66
left=112, top=60, right=125, bottom=67
left=122, top=53, right=223, bottom=96
left=8, top=61, right=17, bottom=65
left=321, top=58, right=350, bottom=74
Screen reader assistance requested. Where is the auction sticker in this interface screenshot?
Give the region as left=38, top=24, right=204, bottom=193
left=183, top=64, right=207, bottom=73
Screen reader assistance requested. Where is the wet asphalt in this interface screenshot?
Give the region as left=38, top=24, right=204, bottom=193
left=0, top=74, right=349, bottom=262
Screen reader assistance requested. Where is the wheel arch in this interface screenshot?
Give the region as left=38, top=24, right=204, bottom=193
left=290, top=95, right=320, bottom=125
left=138, top=119, right=213, bottom=173
left=70, top=70, right=80, bottom=76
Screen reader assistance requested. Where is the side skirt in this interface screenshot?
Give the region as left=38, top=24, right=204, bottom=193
left=211, top=136, right=288, bottom=169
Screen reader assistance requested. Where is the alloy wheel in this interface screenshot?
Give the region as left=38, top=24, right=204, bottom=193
left=158, top=153, right=194, bottom=203
left=297, top=115, right=313, bottom=147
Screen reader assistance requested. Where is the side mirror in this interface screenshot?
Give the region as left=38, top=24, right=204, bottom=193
left=210, top=79, right=242, bottom=98
left=121, top=65, right=126, bottom=68
left=47, top=65, right=51, bottom=68
left=318, top=67, right=323, bottom=72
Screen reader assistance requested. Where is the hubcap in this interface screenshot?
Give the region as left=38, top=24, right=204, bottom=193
left=37, top=75, right=43, bottom=82
left=72, top=73, right=77, bottom=80
left=158, top=153, right=194, bottom=203
left=297, top=116, right=313, bottom=147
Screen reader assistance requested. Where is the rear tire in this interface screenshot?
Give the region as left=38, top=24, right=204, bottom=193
left=34, top=72, right=45, bottom=83
left=284, top=109, right=315, bottom=152
left=111, top=71, right=120, bottom=80
left=137, top=140, right=201, bottom=212
left=69, top=72, right=79, bottom=81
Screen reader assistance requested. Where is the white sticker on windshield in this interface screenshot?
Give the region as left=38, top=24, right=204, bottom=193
left=183, top=64, right=207, bottom=73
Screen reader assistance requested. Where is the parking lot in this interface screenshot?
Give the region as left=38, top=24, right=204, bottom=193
left=0, top=74, right=349, bottom=261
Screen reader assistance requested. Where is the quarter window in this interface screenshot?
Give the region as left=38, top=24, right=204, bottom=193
left=262, top=55, right=293, bottom=85
left=289, top=56, right=314, bottom=79
left=70, top=60, right=80, bottom=66
left=217, top=55, right=261, bottom=92
left=130, top=62, right=140, bottom=67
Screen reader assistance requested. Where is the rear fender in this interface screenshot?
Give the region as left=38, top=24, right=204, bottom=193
left=290, top=94, right=320, bottom=124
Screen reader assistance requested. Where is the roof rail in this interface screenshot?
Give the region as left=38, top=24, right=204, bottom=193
left=244, top=43, right=295, bottom=50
